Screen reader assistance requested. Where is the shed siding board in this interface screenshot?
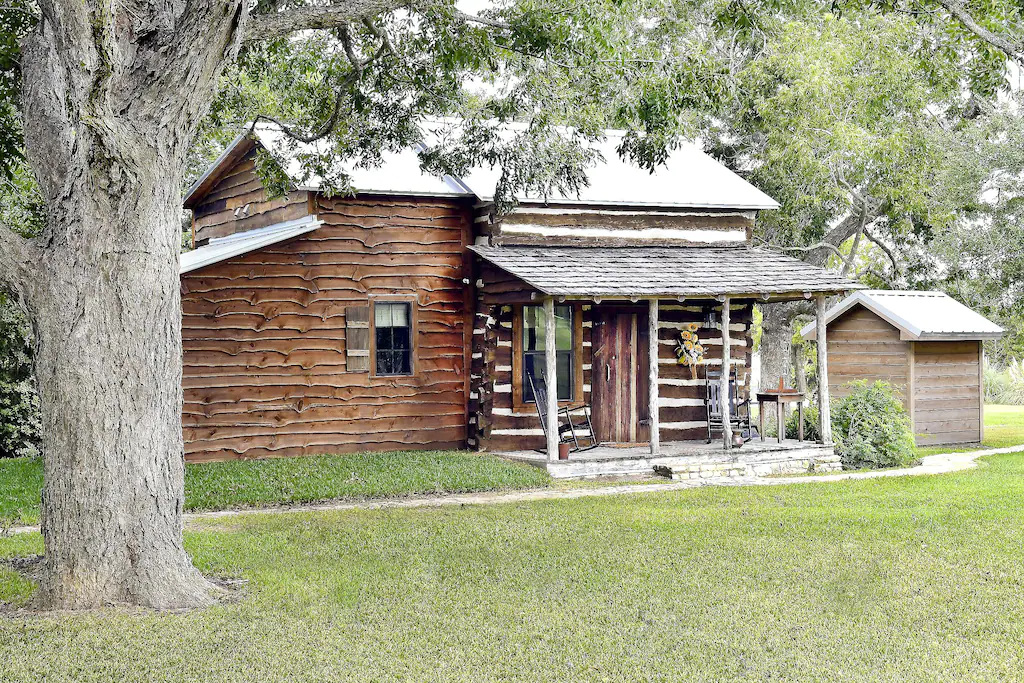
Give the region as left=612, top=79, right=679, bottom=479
left=826, top=306, right=910, bottom=411
left=824, top=305, right=984, bottom=446
left=192, top=149, right=311, bottom=244
left=181, top=195, right=473, bottom=461
left=913, top=340, right=982, bottom=445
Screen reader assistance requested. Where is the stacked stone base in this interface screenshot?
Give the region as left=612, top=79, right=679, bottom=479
left=652, top=447, right=841, bottom=481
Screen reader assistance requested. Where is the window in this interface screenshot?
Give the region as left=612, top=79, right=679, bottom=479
left=374, top=301, right=412, bottom=375
left=522, top=304, right=575, bottom=402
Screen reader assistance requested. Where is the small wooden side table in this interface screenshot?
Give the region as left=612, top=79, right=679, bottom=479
left=756, top=391, right=806, bottom=443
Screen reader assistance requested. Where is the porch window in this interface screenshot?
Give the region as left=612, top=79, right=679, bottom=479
left=521, top=304, right=575, bottom=402
left=374, top=301, right=412, bottom=375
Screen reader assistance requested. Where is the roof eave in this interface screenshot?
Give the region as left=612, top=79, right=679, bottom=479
left=183, top=131, right=255, bottom=209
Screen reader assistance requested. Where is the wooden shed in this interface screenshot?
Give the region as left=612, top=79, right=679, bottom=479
left=802, top=290, right=1002, bottom=446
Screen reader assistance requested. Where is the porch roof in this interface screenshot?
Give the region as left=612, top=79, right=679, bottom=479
left=468, top=245, right=862, bottom=299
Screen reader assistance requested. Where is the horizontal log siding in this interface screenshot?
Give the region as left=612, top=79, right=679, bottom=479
left=825, top=306, right=911, bottom=412
left=481, top=205, right=755, bottom=247
left=192, top=149, right=311, bottom=244
left=656, top=302, right=753, bottom=442
left=471, top=303, right=594, bottom=452
left=181, top=195, right=473, bottom=461
left=469, top=296, right=752, bottom=451
left=913, top=340, right=982, bottom=445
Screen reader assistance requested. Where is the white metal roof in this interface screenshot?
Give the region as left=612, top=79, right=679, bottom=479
left=801, top=290, right=1003, bottom=341
left=185, top=122, right=779, bottom=211
left=180, top=215, right=323, bottom=274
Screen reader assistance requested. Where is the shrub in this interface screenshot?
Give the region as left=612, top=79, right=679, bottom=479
left=0, top=296, right=39, bottom=458
left=785, top=404, right=820, bottom=442
left=985, top=359, right=1024, bottom=405
left=832, top=380, right=916, bottom=470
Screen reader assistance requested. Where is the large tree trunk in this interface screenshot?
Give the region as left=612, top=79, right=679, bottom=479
left=10, top=6, right=247, bottom=610
left=759, top=302, right=801, bottom=393
left=30, top=152, right=214, bottom=609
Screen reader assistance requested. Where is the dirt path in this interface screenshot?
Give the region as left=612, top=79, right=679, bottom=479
left=7, top=445, right=1023, bottom=536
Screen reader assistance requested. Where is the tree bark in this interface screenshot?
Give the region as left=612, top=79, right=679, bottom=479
left=15, top=3, right=248, bottom=609
left=12, top=0, right=414, bottom=609
left=31, top=170, right=214, bottom=609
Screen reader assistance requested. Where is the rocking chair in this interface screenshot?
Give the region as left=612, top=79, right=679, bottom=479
left=528, top=372, right=598, bottom=453
left=705, top=369, right=757, bottom=444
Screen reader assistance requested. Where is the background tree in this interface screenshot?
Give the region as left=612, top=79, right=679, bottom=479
left=709, top=12, right=965, bottom=389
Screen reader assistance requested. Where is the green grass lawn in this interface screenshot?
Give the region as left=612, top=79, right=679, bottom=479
left=0, top=450, right=550, bottom=527
left=915, top=404, right=1024, bottom=457
left=2, top=452, right=1024, bottom=681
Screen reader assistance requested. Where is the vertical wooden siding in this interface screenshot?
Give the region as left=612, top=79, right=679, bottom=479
left=913, top=341, right=982, bottom=445
left=181, top=195, right=473, bottom=461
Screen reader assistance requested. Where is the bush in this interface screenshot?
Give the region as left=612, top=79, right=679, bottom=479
left=985, top=360, right=1024, bottom=405
left=833, top=380, right=916, bottom=470
left=0, top=296, right=39, bottom=458
left=785, top=404, right=820, bottom=442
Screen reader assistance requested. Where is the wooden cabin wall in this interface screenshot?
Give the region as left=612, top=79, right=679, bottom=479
left=181, top=195, right=473, bottom=462
left=191, top=148, right=311, bottom=245
left=913, top=341, right=983, bottom=446
left=656, top=302, right=753, bottom=443
left=469, top=291, right=753, bottom=451
left=476, top=204, right=754, bottom=248
left=825, top=306, right=911, bottom=412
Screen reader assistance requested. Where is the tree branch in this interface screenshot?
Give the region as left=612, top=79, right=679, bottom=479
left=243, top=2, right=507, bottom=44
left=0, top=223, right=40, bottom=298
left=862, top=225, right=901, bottom=276
left=251, top=18, right=396, bottom=144
left=932, top=0, right=1024, bottom=64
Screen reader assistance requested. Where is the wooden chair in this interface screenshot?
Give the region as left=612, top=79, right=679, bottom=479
left=528, top=372, right=597, bottom=452
left=705, top=369, right=756, bottom=443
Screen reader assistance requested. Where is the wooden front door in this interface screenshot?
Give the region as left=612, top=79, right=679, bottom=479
left=591, top=307, right=650, bottom=444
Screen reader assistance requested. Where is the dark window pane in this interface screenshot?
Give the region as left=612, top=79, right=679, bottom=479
left=375, top=302, right=413, bottom=375
left=522, top=304, right=574, bottom=403
left=524, top=354, right=538, bottom=402
left=391, top=326, right=411, bottom=351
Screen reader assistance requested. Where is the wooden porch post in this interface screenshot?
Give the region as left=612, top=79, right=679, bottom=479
left=720, top=296, right=732, bottom=449
left=816, top=294, right=832, bottom=444
left=648, top=298, right=660, bottom=455
left=544, top=297, right=559, bottom=461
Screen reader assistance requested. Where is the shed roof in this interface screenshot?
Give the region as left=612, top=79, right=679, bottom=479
left=184, top=123, right=779, bottom=211
left=800, top=290, right=1003, bottom=341
left=469, top=245, right=861, bottom=298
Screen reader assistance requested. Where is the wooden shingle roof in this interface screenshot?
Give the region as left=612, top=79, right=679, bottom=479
left=468, top=245, right=862, bottom=298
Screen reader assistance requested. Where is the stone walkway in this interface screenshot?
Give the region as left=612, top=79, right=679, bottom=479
left=7, top=445, right=1023, bottom=536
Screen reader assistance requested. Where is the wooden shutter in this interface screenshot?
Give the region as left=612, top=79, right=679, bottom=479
left=346, top=305, right=371, bottom=372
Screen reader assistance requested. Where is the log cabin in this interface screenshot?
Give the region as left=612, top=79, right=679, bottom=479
left=180, top=123, right=860, bottom=475
left=801, top=290, right=1002, bottom=446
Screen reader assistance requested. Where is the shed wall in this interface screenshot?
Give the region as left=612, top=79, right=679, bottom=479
left=826, top=305, right=911, bottom=411
left=824, top=305, right=984, bottom=446
left=913, top=341, right=982, bottom=445
left=181, top=194, right=473, bottom=461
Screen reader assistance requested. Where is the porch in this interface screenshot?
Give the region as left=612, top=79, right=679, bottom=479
left=469, top=245, right=862, bottom=460
left=498, top=437, right=840, bottom=479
